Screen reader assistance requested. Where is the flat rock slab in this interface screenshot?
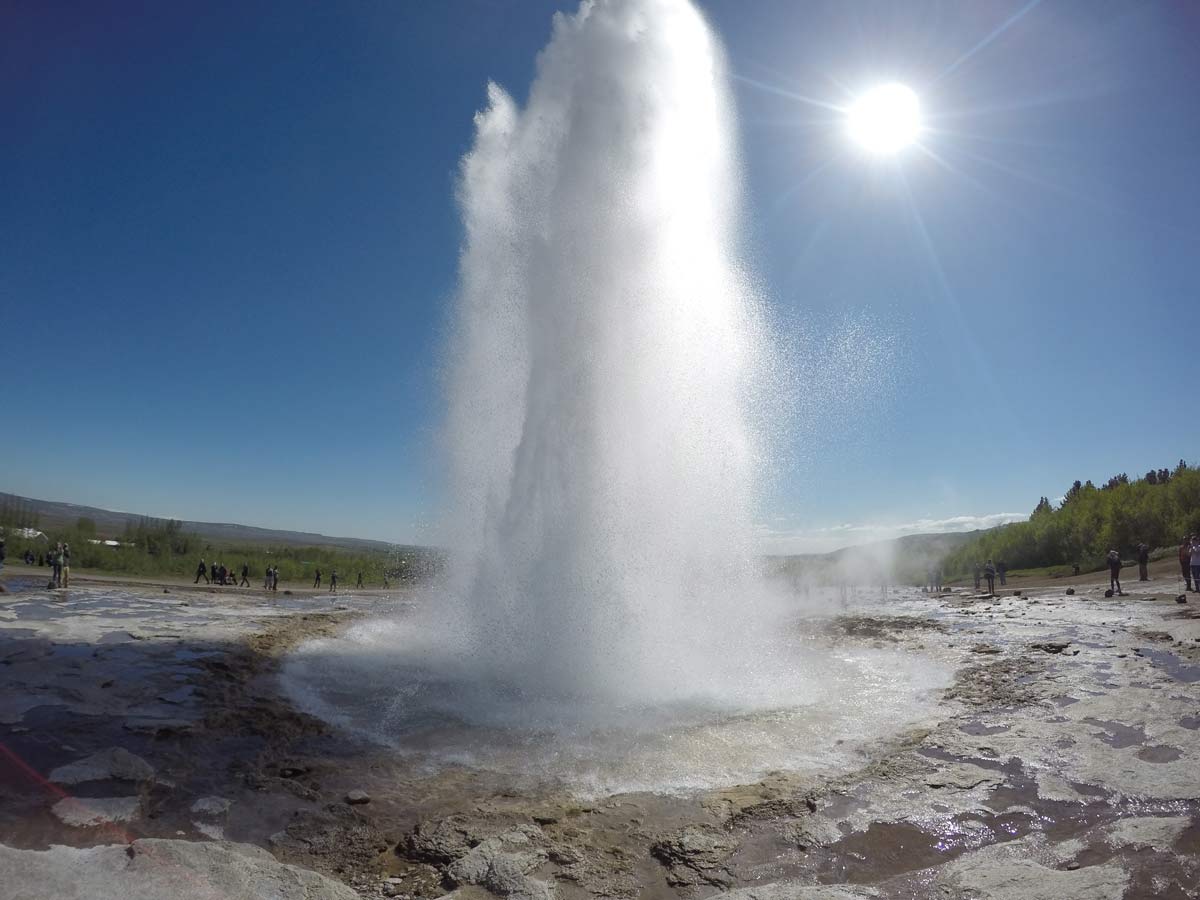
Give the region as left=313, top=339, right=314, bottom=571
left=50, top=747, right=156, bottom=785
left=51, top=796, right=141, bottom=828
left=0, top=838, right=360, bottom=900
left=712, top=885, right=877, bottom=899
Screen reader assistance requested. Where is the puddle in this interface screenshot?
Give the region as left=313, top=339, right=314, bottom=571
left=1133, top=647, right=1200, bottom=683
left=1081, top=717, right=1147, bottom=749
left=1136, top=745, right=1183, bottom=763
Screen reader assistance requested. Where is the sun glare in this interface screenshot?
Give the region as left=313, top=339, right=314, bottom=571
left=846, top=83, right=922, bottom=155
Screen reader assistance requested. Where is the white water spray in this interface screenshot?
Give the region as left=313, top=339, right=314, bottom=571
left=441, top=0, right=772, bottom=707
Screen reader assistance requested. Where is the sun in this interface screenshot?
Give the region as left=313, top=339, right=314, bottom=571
left=846, top=83, right=922, bottom=155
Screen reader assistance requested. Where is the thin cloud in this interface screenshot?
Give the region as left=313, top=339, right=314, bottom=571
left=760, top=512, right=1026, bottom=554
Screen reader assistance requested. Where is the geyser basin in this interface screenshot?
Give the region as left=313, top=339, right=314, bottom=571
left=280, top=600, right=950, bottom=796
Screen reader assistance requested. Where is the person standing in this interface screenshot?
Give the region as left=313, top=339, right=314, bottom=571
left=1180, top=537, right=1193, bottom=591
left=1107, top=549, right=1123, bottom=595
left=356, top=571, right=363, bottom=589
left=997, top=560, right=1008, bottom=586
left=313, top=568, right=322, bottom=589
left=1136, top=543, right=1150, bottom=581
left=52, top=543, right=63, bottom=588
left=240, top=563, right=250, bottom=587
left=271, top=565, right=279, bottom=591
left=195, top=558, right=209, bottom=584
left=61, top=543, right=71, bottom=588
left=264, top=565, right=272, bottom=589
left=984, top=559, right=996, bottom=595
left=329, top=569, right=338, bottom=593
left=210, top=561, right=218, bottom=584
left=1191, top=537, right=1200, bottom=596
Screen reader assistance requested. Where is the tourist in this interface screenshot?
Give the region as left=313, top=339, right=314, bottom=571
left=329, top=570, right=338, bottom=593
left=0, top=538, right=5, bottom=577
left=997, top=560, right=1008, bottom=586
left=264, top=565, right=272, bottom=589
left=313, top=568, right=322, bottom=589
left=240, top=563, right=250, bottom=587
left=1137, top=543, right=1150, bottom=581
left=984, top=559, right=996, bottom=595
left=356, top=571, right=363, bottom=589
left=218, top=563, right=228, bottom=586
left=1107, top=549, right=1123, bottom=595
left=52, top=543, right=63, bottom=588
left=195, top=558, right=209, bottom=584
left=271, top=565, right=279, bottom=591
left=1180, top=537, right=1193, bottom=591
left=382, top=572, right=389, bottom=589
left=973, top=563, right=981, bottom=591
left=1191, top=537, right=1200, bottom=595
left=210, top=561, right=218, bottom=584
left=61, top=543, right=71, bottom=588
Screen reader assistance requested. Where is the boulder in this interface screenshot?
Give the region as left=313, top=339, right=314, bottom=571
left=345, top=790, right=371, bottom=805
left=0, top=839, right=359, bottom=900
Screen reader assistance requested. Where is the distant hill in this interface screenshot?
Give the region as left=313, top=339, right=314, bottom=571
left=0, top=491, right=404, bottom=553
left=766, top=530, right=985, bottom=585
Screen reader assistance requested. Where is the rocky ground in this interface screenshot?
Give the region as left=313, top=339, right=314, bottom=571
left=1, top=571, right=1197, bottom=899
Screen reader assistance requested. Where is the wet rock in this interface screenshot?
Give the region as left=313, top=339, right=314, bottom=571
left=1065, top=588, right=1075, bottom=595
left=651, top=824, right=737, bottom=888
left=404, top=814, right=505, bottom=865
left=445, top=827, right=554, bottom=899
left=1104, top=589, right=1114, bottom=598
left=1176, top=594, right=1188, bottom=603
left=936, top=838, right=1127, bottom=898
left=970, top=643, right=1002, bottom=654
left=0, top=838, right=360, bottom=899
left=191, top=796, right=232, bottom=816
left=50, top=747, right=156, bottom=784
left=52, top=796, right=141, bottom=827
left=1103, top=815, right=1191, bottom=850
left=1029, top=641, right=1070, bottom=654
left=345, top=789, right=371, bottom=805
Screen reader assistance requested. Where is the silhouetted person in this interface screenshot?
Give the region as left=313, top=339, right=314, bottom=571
left=329, top=570, right=338, bottom=593
left=61, top=543, right=71, bottom=588
left=1107, top=550, right=1123, bottom=595
left=271, top=565, right=279, bottom=591
left=240, top=563, right=250, bottom=587
left=1137, top=543, right=1150, bottom=581
left=382, top=572, right=390, bottom=588
left=997, top=560, right=1008, bottom=586
left=313, top=569, right=321, bottom=589
left=1182, top=537, right=1195, bottom=591
left=984, top=559, right=996, bottom=595
left=195, top=559, right=209, bottom=584
left=356, top=572, right=363, bottom=589
left=211, top=562, right=218, bottom=584
left=1190, top=537, right=1200, bottom=594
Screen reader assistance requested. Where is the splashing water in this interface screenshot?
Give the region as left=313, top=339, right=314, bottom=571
left=281, top=0, right=948, bottom=792
left=440, top=0, right=772, bottom=709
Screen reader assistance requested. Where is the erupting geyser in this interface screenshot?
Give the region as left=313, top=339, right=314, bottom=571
left=282, top=0, right=948, bottom=793
left=442, top=0, right=771, bottom=706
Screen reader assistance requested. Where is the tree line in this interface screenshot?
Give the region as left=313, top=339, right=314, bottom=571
left=943, top=460, right=1199, bottom=578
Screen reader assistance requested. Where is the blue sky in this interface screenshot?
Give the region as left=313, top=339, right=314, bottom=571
left=4, top=1, right=1197, bottom=551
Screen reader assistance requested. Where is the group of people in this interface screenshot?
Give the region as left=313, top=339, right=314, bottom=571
left=194, top=560, right=390, bottom=592
left=972, top=559, right=1008, bottom=594
left=195, top=559, right=286, bottom=590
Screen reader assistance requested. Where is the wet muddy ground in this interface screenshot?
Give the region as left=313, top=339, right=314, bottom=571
left=1, top=574, right=1197, bottom=899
